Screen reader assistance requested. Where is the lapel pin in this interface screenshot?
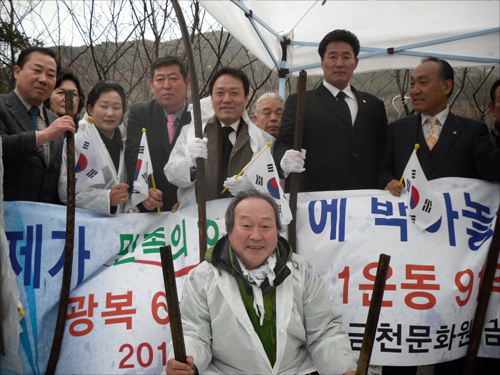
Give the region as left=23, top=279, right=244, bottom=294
left=453, top=131, right=457, bottom=134
left=363, top=100, right=366, bottom=103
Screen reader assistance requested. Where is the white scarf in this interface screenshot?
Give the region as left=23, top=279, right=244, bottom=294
left=235, top=253, right=277, bottom=326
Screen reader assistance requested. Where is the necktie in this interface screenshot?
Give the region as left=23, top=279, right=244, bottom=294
left=336, top=91, right=352, bottom=126
left=425, top=116, right=440, bottom=150
left=222, top=126, right=234, bottom=172
left=30, top=106, right=47, bottom=163
left=29, top=106, right=40, bottom=130
left=166, top=113, right=177, bottom=143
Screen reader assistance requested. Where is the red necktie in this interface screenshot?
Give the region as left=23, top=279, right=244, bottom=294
left=167, top=113, right=177, bottom=143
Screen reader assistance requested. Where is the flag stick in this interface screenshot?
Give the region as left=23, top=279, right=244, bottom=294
left=220, top=142, right=272, bottom=194
left=463, top=191, right=500, bottom=374
left=151, top=173, right=161, bottom=215
left=398, top=144, right=420, bottom=187
left=171, top=0, right=207, bottom=263
left=46, top=91, right=77, bottom=375
left=289, top=70, right=307, bottom=253
left=356, top=253, right=391, bottom=375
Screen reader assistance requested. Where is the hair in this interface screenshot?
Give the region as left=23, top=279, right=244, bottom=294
left=150, top=56, right=189, bottom=81
left=421, top=56, right=455, bottom=98
left=16, top=47, right=59, bottom=72
left=254, top=92, right=285, bottom=114
left=44, top=68, right=86, bottom=114
left=225, top=190, right=282, bottom=234
left=209, top=66, right=250, bottom=97
left=86, top=81, right=127, bottom=114
left=490, top=78, right=500, bottom=104
left=318, top=29, right=360, bottom=59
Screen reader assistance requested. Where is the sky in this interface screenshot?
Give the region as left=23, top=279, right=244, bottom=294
left=10, top=0, right=219, bottom=47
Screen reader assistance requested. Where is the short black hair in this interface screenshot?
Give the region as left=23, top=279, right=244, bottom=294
left=318, top=29, right=360, bottom=59
left=225, top=190, right=282, bottom=234
left=490, top=78, right=500, bottom=104
left=150, top=56, right=188, bottom=81
left=16, top=47, right=59, bottom=73
left=44, top=68, right=86, bottom=115
left=86, top=81, right=127, bottom=114
left=421, top=56, right=455, bottom=98
left=209, top=67, right=250, bottom=97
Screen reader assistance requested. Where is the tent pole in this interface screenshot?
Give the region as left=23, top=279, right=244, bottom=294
left=279, top=77, right=285, bottom=97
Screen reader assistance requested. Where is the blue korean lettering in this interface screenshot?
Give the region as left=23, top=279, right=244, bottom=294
left=372, top=198, right=408, bottom=242
left=49, top=231, right=65, bottom=277
left=7, top=231, right=23, bottom=275
left=6, top=226, right=42, bottom=287
left=462, top=193, right=495, bottom=251
left=308, top=199, right=346, bottom=241
left=443, top=193, right=459, bottom=246
left=77, top=226, right=91, bottom=285
left=49, top=227, right=91, bottom=286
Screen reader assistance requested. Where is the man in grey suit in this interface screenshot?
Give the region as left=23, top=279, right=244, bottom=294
left=0, top=47, right=75, bottom=204
left=125, top=56, right=191, bottom=212
left=274, top=29, right=388, bottom=192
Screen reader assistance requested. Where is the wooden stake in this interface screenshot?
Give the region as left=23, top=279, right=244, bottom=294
left=46, top=91, right=76, bottom=374
left=288, top=70, right=307, bottom=253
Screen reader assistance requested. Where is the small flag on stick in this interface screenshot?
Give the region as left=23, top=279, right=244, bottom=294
left=402, top=144, right=442, bottom=231
left=132, top=129, right=155, bottom=210
left=228, top=144, right=292, bottom=225
left=75, top=119, right=107, bottom=193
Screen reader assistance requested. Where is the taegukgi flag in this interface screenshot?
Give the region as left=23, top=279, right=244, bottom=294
left=403, top=145, right=443, bottom=231
left=243, top=146, right=292, bottom=225
left=75, top=124, right=107, bottom=193
left=131, top=129, right=153, bottom=206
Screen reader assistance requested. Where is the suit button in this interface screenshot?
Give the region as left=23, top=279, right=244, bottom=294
left=353, top=153, right=357, bottom=158
left=352, top=131, right=356, bottom=136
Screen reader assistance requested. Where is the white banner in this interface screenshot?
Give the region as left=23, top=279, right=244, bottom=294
left=3, top=178, right=499, bottom=374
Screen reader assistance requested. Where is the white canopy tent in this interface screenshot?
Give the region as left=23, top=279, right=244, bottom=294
left=198, top=0, right=500, bottom=96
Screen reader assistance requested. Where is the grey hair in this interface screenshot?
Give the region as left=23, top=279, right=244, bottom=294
left=254, top=92, right=285, bottom=114
left=225, top=190, right=283, bottom=234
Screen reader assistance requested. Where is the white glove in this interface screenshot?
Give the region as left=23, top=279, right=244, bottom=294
left=280, top=149, right=306, bottom=177
left=223, top=174, right=254, bottom=196
left=188, top=137, right=208, bottom=167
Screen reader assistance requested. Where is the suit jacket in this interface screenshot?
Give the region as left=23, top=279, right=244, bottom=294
left=378, top=112, right=500, bottom=188
left=125, top=99, right=191, bottom=212
left=274, top=84, right=388, bottom=192
left=0, top=91, right=62, bottom=204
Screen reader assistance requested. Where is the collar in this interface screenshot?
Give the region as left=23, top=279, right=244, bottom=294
left=220, top=118, right=240, bottom=133
left=206, top=235, right=293, bottom=296
left=14, top=88, right=46, bottom=121
left=420, top=107, right=449, bottom=126
left=323, top=81, right=355, bottom=100
left=162, top=100, right=187, bottom=121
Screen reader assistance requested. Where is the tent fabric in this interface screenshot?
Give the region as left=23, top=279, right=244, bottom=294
left=198, top=0, right=500, bottom=76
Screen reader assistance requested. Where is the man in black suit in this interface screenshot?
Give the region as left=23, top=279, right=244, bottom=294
left=274, top=29, right=388, bottom=192
left=378, top=57, right=500, bottom=375
left=125, top=56, right=191, bottom=212
left=0, top=47, right=75, bottom=204
left=379, top=57, right=500, bottom=198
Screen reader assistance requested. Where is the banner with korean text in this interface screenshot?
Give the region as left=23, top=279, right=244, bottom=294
left=3, top=177, right=499, bottom=374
